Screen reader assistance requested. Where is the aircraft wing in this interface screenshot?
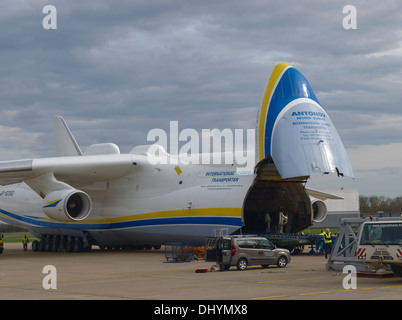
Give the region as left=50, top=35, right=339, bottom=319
left=0, top=155, right=136, bottom=195
left=305, top=188, right=344, bottom=201
left=0, top=115, right=138, bottom=195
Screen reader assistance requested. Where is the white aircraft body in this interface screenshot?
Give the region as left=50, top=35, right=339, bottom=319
left=0, top=63, right=353, bottom=251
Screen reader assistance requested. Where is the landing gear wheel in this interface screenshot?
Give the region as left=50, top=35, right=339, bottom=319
left=32, top=240, right=39, bottom=252
left=73, top=238, right=83, bottom=252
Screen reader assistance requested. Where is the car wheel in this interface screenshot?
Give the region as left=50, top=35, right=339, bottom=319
left=237, top=258, right=248, bottom=271
left=390, top=264, right=402, bottom=277
left=277, top=256, right=287, bottom=268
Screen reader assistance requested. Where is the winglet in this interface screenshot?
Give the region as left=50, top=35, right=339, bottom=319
left=53, top=116, right=83, bottom=157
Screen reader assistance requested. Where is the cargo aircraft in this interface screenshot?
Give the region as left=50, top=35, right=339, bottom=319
left=0, top=63, right=353, bottom=252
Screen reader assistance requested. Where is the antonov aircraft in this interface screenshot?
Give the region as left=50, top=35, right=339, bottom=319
left=0, top=63, right=353, bottom=252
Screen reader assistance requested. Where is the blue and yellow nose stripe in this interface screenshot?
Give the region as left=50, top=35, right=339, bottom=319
left=258, top=63, right=320, bottom=161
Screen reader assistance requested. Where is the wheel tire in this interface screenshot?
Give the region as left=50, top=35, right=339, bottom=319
left=73, top=238, right=83, bottom=253
left=51, top=239, right=59, bottom=252
left=66, top=239, right=74, bottom=252
left=277, top=256, right=287, bottom=268
left=390, top=264, right=402, bottom=277
left=32, top=240, right=39, bottom=252
left=220, top=264, right=230, bottom=271
left=237, top=258, right=248, bottom=271
left=45, top=239, right=52, bottom=252
left=38, top=240, right=45, bottom=252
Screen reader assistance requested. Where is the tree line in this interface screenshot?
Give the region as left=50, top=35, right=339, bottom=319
left=360, top=195, right=402, bottom=214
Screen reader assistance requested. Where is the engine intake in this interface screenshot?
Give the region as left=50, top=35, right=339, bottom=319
left=43, top=189, right=92, bottom=222
left=311, top=199, right=327, bottom=223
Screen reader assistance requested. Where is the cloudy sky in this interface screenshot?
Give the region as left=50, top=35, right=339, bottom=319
left=1, top=0, right=402, bottom=197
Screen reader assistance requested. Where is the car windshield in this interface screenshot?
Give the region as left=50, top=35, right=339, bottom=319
left=360, top=223, right=402, bottom=246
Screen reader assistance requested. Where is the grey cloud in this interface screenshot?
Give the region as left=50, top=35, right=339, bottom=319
left=2, top=0, right=402, bottom=195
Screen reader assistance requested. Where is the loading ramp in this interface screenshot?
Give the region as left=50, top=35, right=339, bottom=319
left=257, top=233, right=315, bottom=253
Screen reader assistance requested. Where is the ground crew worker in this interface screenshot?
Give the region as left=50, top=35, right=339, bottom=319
left=22, top=235, right=29, bottom=251
left=264, top=212, right=271, bottom=233
left=279, top=210, right=287, bottom=233
left=322, top=228, right=332, bottom=259
left=0, top=235, right=4, bottom=254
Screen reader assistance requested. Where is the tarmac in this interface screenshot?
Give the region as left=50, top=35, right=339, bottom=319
left=1, top=242, right=401, bottom=301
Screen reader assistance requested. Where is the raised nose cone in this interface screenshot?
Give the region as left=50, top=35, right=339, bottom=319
left=257, top=63, right=354, bottom=179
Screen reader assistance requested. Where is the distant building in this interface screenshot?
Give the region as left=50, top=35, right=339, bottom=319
left=312, top=189, right=360, bottom=229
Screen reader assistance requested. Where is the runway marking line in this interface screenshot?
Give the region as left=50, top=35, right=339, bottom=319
left=382, top=284, right=402, bottom=289
left=342, top=288, right=373, bottom=292
left=0, top=280, right=41, bottom=286
left=252, top=295, right=288, bottom=300
left=297, top=277, right=329, bottom=281
left=257, top=280, right=287, bottom=284
left=297, top=291, right=331, bottom=296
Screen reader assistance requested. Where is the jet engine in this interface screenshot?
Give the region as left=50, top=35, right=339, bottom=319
left=42, top=189, right=92, bottom=222
left=311, top=198, right=327, bottom=223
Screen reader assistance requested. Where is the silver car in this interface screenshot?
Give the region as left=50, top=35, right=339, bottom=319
left=205, top=235, right=291, bottom=271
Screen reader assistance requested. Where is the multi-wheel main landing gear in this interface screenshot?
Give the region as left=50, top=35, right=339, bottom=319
left=31, top=234, right=162, bottom=253
left=31, top=234, right=92, bottom=253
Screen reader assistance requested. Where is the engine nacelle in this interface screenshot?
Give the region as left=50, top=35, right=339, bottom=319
left=311, top=198, right=327, bottom=223
left=43, top=189, right=92, bottom=222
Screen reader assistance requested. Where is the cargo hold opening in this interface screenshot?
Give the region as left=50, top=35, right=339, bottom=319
left=241, top=159, right=312, bottom=234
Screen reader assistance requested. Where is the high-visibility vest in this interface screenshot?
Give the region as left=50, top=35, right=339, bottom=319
left=323, top=232, right=332, bottom=244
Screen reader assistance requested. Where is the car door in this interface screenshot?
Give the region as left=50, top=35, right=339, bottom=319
left=256, top=239, right=276, bottom=264
left=204, top=237, right=217, bottom=262
left=217, top=238, right=232, bottom=265
left=241, top=239, right=262, bottom=265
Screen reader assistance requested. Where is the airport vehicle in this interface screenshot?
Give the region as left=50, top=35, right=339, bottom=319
left=356, top=220, right=402, bottom=276
left=0, top=63, right=353, bottom=252
left=204, top=235, right=291, bottom=270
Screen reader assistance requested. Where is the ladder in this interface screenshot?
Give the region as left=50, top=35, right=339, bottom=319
left=211, top=228, right=229, bottom=238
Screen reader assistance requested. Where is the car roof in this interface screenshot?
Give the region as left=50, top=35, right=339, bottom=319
left=231, top=235, right=268, bottom=240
